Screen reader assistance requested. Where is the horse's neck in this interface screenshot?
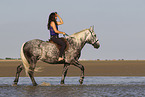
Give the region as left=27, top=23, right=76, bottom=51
left=69, top=29, right=89, bottom=49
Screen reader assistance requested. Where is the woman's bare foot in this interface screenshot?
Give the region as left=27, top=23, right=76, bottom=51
left=58, top=57, right=64, bottom=61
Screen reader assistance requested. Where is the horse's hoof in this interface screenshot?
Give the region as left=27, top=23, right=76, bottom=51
left=79, top=79, right=83, bottom=84
left=12, top=83, right=17, bottom=86
left=33, top=83, right=38, bottom=86
left=60, top=81, right=64, bottom=85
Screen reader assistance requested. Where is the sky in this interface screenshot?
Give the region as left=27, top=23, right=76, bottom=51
left=0, top=0, right=145, bottom=60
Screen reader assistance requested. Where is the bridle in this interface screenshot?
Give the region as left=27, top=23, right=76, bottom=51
left=89, top=29, right=99, bottom=45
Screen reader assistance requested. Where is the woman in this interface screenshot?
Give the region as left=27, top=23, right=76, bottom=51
left=47, top=12, right=66, bottom=62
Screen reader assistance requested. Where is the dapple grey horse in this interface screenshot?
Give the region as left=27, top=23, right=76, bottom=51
left=13, top=26, right=100, bottom=86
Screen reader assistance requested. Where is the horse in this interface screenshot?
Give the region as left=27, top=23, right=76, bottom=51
left=13, top=26, right=100, bottom=86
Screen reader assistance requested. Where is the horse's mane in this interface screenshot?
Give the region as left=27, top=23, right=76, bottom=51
left=72, top=29, right=88, bottom=36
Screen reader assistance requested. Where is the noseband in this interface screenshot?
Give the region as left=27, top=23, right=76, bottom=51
left=92, top=39, right=99, bottom=45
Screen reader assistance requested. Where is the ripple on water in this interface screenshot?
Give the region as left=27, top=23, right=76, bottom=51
left=1, top=77, right=145, bottom=97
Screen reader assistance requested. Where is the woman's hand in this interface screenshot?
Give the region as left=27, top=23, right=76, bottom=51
left=62, top=32, right=66, bottom=35
left=55, top=13, right=64, bottom=25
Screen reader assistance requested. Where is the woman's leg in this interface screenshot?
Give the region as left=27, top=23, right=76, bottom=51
left=51, top=37, right=66, bottom=58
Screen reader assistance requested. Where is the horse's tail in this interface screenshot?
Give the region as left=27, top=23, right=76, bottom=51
left=20, top=43, right=29, bottom=76
left=20, top=42, right=42, bottom=76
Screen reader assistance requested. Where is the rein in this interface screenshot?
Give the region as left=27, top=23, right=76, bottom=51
left=63, top=33, right=69, bottom=37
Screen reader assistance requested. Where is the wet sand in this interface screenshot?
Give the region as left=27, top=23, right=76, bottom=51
left=0, top=60, right=145, bottom=77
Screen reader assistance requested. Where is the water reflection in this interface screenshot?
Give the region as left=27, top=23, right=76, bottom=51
left=1, top=77, right=145, bottom=97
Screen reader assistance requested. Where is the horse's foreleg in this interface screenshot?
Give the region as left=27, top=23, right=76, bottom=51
left=13, top=63, right=24, bottom=86
left=61, top=63, right=70, bottom=84
left=73, top=61, right=85, bottom=84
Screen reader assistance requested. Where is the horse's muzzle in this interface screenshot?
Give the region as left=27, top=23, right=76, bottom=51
left=93, top=41, right=100, bottom=49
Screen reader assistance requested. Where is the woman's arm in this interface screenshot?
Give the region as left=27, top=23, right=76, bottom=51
left=50, top=21, right=65, bottom=35
left=56, top=14, right=64, bottom=25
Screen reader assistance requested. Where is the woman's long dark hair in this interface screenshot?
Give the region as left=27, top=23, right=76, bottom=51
left=47, top=12, right=57, bottom=30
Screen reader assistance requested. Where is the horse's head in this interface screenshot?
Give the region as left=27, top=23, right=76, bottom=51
left=87, top=26, right=100, bottom=49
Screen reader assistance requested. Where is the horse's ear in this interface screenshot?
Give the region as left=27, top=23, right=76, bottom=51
left=90, top=26, right=94, bottom=32
left=93, top=25, right=94, bottom=31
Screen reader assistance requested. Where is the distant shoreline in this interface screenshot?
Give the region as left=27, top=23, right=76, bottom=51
left=0, top=60, right=21, bottom=62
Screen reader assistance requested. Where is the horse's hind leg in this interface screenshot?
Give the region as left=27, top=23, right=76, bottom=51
left=72, top=60, right=85, bottom=84
left=28, top=56, right=38, bottom=86
left=61, top=63, right=70, bottom=84
left=28, top=70, right=37, bottom=86
left=13, top=63, right=24, bottom=86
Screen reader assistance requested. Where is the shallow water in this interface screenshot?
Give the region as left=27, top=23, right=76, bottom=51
left=1, top=77, right=145, bottom=97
